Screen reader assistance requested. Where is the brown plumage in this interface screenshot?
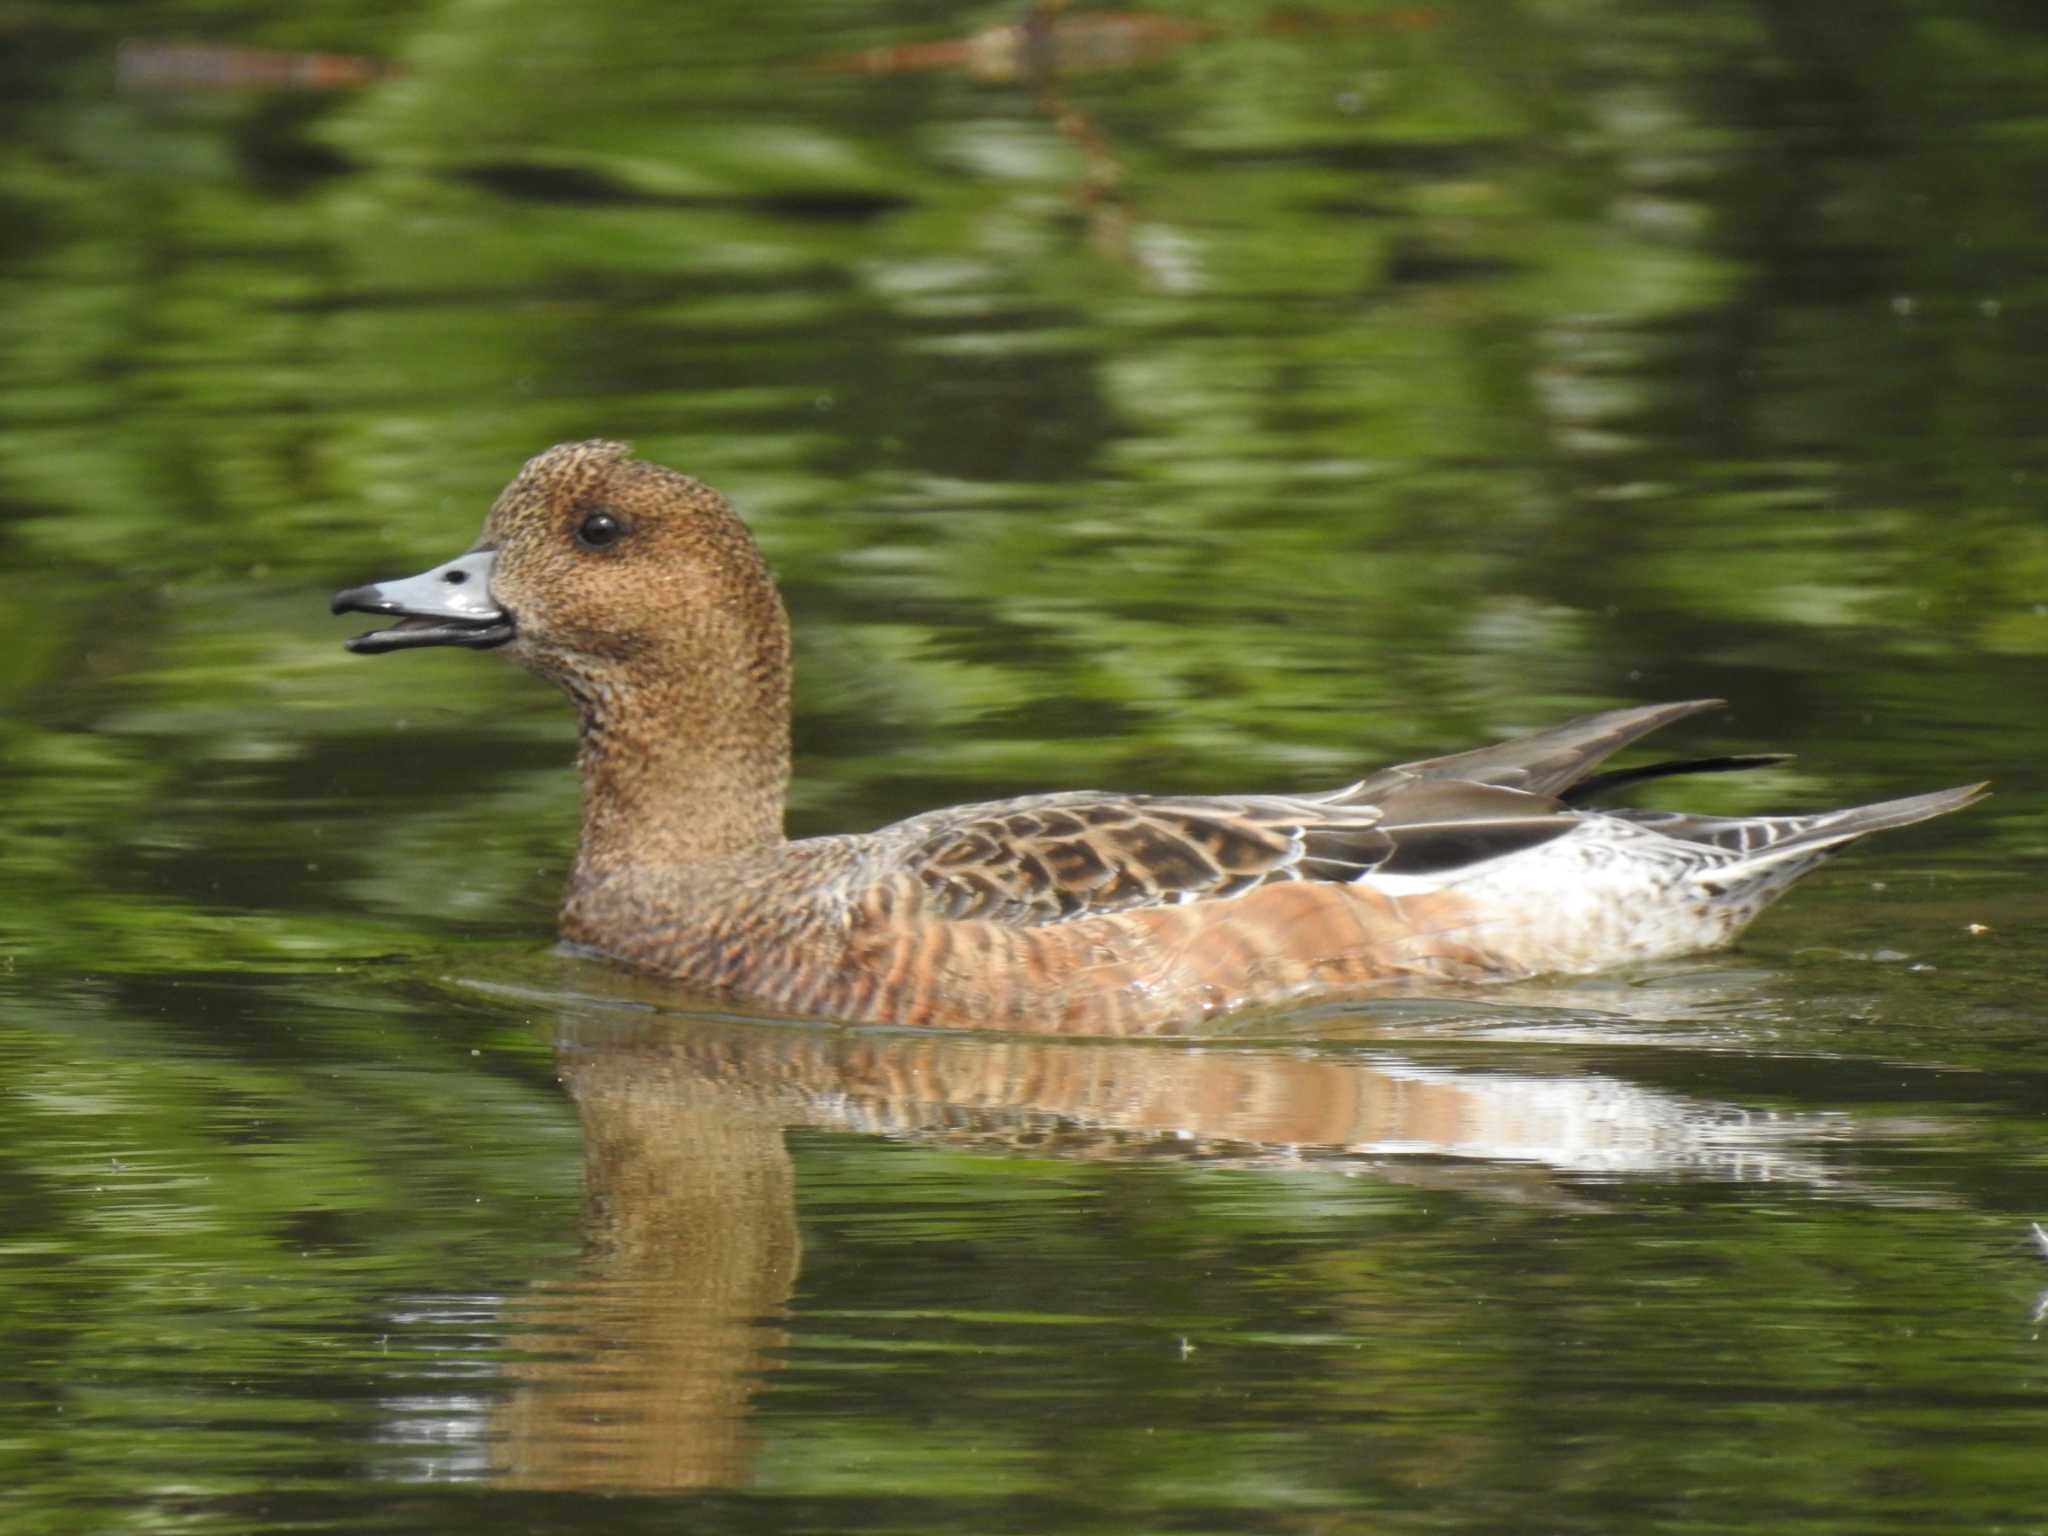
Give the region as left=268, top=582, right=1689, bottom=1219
left=333, top=441, right=1985, bottom=1034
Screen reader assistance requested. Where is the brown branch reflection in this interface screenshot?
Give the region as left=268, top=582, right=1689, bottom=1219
left=486, top=996, right=1846, bottom=1491
left=811, top=7, right=1438, bottom=85
left=810, top=4, right=1439, bottom=278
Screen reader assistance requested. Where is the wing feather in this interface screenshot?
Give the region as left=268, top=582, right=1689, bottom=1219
left=1327, top=700, right=1726, bottom=804
left=899, top=779, right=1577, bottom=926
left=874, top=699, right=1962, bottom=932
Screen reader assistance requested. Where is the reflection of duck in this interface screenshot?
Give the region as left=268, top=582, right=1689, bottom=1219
left=547, top=1002, right=1846, bottom=1183
left=495, top=1029, right=798, bottom=1494
left=486, top=1000, right=1872, bottom=1492
left=334, top=441, right=1983, bottom=1033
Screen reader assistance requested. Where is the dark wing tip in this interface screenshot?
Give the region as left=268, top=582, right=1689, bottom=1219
left=1562, top=753, right=1794, bottom=806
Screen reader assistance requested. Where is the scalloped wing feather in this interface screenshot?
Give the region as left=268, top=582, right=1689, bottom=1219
left=900, top=781, right=1577, bottom=926
left=885, top=702, right=1760, bottom=929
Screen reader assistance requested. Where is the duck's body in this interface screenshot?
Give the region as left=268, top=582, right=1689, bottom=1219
left=335, top=441, right=1983, bottom=1034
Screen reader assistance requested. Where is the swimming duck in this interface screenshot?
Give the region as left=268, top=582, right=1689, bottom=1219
left=334, top=440, right=1984, bottom=1033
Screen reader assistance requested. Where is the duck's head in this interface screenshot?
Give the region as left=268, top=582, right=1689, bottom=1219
left=333, top=440, right=790, bottom=712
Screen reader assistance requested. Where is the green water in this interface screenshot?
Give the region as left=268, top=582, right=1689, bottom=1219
left=4, top=1, right=2048, bottom=1530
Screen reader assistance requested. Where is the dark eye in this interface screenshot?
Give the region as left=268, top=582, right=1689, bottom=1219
left=575, top=510, right=626, bottom=550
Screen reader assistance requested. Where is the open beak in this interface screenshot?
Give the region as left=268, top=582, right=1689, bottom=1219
left=332, top=549, right=516, bottom=654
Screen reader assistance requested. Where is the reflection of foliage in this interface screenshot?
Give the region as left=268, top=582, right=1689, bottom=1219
left=0, top=0, right=2031, bottom=998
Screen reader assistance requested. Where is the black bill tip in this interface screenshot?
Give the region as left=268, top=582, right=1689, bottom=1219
left=331, top=583, right=386, bottom=616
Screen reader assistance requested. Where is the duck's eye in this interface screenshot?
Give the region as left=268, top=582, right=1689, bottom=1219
left=575, top=511, right=626, bottom=550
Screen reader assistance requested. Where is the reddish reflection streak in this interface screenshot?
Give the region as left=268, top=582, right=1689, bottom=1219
left=810, top=6, right=1438, bottom=83
left=117, top=39, right=397, bottom=93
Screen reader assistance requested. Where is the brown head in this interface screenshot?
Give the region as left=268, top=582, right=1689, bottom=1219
left=334, top=441, right=793, bottom=870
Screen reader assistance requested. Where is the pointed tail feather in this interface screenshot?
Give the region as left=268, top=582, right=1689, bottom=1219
left=1690, top=782, right=1989, bottom=888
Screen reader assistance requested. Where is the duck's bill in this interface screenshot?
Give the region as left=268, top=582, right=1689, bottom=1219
left=338, top=612, right=517, bottom=653
left=332, top=549, right=515, bottom=654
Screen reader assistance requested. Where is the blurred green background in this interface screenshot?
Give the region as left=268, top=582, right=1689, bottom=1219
left=2, top=2, right=2046, bottom=1531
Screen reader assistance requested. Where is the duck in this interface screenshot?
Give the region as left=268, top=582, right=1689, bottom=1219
left=333, top=440, right=1986, bottom=1034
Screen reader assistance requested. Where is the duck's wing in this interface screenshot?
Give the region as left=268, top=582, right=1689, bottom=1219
left=891, top=701, right=1766, bottom=926
left=1325, top=699, right=1729, bottom=805
left=897, top=781, right=1578, bottom=926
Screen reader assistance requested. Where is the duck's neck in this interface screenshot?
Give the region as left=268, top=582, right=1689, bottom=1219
left=562, top=627, right=792, bottom=900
